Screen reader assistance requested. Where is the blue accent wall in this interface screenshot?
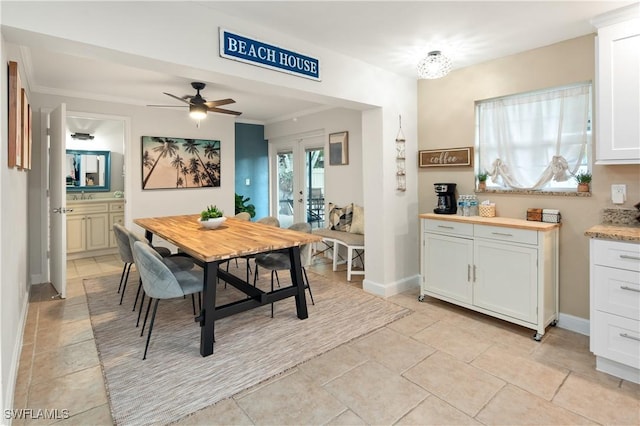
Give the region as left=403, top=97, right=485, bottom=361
left=235, top=123, right=268, bottom=220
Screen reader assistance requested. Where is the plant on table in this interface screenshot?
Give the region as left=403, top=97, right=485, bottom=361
left=200, top=205, right=224, bottom=221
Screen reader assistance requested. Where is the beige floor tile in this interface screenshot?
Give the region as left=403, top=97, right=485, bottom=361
left=397, top=395, right=481, bottom=425
left=34, top=318, right=94, bottom=352
left=30, top=340, right=99, bottom=384
left=174, top=398, right=252, bottom=425
left=349, top=327, right=435, bottom=374
left=26, top=366, right=108, bottom=425
left=324, top=360, right=428, bottom=425
left=471, top=344, right=569, bottom=400
left=412, top=320, right=493, bottom=363
left=326, top=409, right=366, bottom=425
left=553, top=373, right=640, bottom=425
left=236, top=370, right=345, bottom=425
left=404, top=351, right=505, bottom=417
left=37, top=301, right=90, bottom=329
left=385, top=311, right=440, bottom=337
left=55, top=404, right=113, bottom=425
left=477, top=384, right=594, bottom=425
left=298, top=344, right=368, bottom=385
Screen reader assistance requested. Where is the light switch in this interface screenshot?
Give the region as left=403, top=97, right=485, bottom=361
left=245, top=178, right=251, bottom=186
left=611, top=184, right=626, bottom=204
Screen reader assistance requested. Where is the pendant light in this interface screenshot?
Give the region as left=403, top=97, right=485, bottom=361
left=417, top=51, right=452, bottom=79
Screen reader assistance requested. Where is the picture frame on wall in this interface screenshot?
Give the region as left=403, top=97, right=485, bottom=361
left=329, top=131, right=349, bottom=165
left=7, top=61, right=21, bottom=168
left=141, top=136, right=222, bottom=190
left=21, top=88, right=31, bottom=170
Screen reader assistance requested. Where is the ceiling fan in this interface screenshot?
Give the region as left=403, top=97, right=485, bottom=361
left=148, top=82, right=242, bottom=119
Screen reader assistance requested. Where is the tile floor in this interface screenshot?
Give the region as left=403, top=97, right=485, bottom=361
left=11, top=254, right=640, bottom=425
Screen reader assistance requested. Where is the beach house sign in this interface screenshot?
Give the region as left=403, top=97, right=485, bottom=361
left=219, top=29, right=320, bottom=81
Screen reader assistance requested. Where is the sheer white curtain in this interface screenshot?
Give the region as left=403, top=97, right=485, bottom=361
left=477, top=83, right=592, bottom=190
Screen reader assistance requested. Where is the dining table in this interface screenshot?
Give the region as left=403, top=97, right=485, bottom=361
left=133, top=214, right=322, bottom=357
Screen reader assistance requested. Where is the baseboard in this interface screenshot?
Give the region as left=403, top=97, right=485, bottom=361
left=3, top=290, right=29, bottom=426
left=363, top=274, right=420, bottom=298
left=557, top=312, right=590, bottom=336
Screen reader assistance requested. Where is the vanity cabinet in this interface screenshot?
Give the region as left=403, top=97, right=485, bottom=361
left=420, top=215, right=559, bottom=340
left=593, top=5, right=640, bottom=164
left=589, top=238, right=640, bottom=383
left=67, top=200, right=124, bottom=258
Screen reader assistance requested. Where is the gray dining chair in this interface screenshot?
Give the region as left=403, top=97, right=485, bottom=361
left=253, top=222, right=315, bottom=318
left=256, top=216, right=280, bottom=227
left=113, top=223, right=173, bottom=305
left=128, top=231, right=196, bottom=316
left=132, top=241, right=204, bottom=360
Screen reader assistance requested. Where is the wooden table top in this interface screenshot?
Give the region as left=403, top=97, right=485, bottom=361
left=134, top=215, right=322, bottom=263
left=419, top=213, right=560, bottom=231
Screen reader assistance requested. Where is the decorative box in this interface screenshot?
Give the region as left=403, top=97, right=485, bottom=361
left=542, top=209, right=561, bottom=223
left=479, top=204, right=496, bottom=217
left=526, top=208, right=543, bottom=222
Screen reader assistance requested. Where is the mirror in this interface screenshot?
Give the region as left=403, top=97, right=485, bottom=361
left=66, top=149, right=111, bottom=192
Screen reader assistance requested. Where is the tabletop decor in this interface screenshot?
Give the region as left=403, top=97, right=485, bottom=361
left=141, top=136, right=221, bottom=190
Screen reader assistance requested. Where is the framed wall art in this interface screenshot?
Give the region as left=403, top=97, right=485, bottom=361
left=329, top=131, right=349, bottom=165
left=7, top=61, right=21, bottom=168
left=141, top=136, right=222, bottom=190
left=419, top=147, right=473, bottom=168
left=21, top=88, right=31, bottom=170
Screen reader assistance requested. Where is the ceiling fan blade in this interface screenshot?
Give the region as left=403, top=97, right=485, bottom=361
left=207, top=106, right=242, bottom=116
left=163, top=92, right=191, bottom=104
left=147, top=104, right=187, bottom=108
left=204, top=98, right=235, bottom=108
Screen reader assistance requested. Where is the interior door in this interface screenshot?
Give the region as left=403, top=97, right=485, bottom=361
left=49, top=104, right=67, bottom=298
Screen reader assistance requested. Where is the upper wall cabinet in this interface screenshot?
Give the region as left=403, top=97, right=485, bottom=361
left=593, top=4, right=640, bottom=164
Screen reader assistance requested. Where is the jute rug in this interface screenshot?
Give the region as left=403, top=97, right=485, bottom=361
left=84, top=263, right=410, bottom=425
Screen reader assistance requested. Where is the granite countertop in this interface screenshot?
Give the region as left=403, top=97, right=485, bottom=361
left=584, top=223, right=640, bottom=243
left=67, top=197, right=124, bottom=203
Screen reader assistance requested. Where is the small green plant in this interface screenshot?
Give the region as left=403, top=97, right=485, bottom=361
left=574, top=172, right=592, bottom=184
left=235, top=193, right=256, bottom=218
left=477, top=171, right=489, bottom=182
left=200, top=205, right=223, bottom=220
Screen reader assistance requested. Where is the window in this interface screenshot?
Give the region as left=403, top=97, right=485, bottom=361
left=476, top=82, right=592, bottom=191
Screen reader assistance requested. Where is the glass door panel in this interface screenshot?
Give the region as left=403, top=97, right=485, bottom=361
left=276, top=151, right=294, bottom=228
left=305, top=148, right=325, bottom=229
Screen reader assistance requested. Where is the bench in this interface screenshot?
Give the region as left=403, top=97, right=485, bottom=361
left=313, top=228, right=364, bottom=281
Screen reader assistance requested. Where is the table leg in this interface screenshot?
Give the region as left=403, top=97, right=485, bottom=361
left=199, top=261, right=219, bottom=357
left=288, top=246, right=309, bottom=320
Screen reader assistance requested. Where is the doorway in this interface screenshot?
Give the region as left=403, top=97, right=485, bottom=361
left=270, top=134, right=325, bottom=229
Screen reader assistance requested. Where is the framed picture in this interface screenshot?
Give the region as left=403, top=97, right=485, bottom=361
left=329, top=131, right=349, bottom=165
left=141, top=136, right=221, bottom=190
left=7, top=61, right=21, bottom=168
left=419, top=147, right=474, bottom=168
left=21, top=88, right=31, bottom=170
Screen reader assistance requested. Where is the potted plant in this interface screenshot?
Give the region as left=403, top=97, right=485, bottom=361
left=477, top=171, right=488, bottom=191
left=199, top=205, right=226, bottom=229
left=574, top=172, right=592, bottom=192
left=235, top=193, right=256, bottom=218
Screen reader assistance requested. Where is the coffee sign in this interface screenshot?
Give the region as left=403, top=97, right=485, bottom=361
left=419, top=147, right=473, bottom=168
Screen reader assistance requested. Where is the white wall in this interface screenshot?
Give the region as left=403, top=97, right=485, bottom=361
left=1, top=35, right=31, bottom=424
left=266, top=108, right=364, bottom=208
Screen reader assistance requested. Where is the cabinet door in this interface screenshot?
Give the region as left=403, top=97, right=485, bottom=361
left=109, top=213, right=124, bottom=248
left=66, top=215, right=86, bottom=253
left=86, top=213, right=110, bottom=251
left=473, top=239, right=538, bottom=324
left=596, top=19, right=640, bottom=164
left=423, top=233, right=473, bottom=304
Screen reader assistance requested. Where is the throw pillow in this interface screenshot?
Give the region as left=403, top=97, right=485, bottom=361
left=327, top=203, right=353, bottom=232
left=350, top=204, right=364, bottom=234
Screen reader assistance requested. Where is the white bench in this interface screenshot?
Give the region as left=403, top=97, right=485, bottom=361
left=312, top=228, right=364, bottom=281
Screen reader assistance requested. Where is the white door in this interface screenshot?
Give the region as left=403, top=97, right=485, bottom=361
left=49, top=104, right=67, bottom=298
left=270, top=135, right=324, bottom=228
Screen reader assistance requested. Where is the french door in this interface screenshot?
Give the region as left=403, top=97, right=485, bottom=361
left=270, top=135, right=325, bottom=229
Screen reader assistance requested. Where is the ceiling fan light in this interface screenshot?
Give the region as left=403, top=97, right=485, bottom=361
left=189, top=104, right=207, bottom=120
left=417, top=50, right=452, bottom=79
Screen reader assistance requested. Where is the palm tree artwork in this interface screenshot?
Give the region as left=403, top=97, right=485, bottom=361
left=141, top=136, right=222, bottom=189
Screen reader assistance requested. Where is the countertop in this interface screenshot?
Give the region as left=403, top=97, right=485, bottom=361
left=67, top=198, right=124, bottom=203
left=419, top=213, right=560, bottom=231
left=584, top=223, right=640, bottom=243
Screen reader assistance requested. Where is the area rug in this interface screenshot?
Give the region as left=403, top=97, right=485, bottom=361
left=84, top=263, right=410, bottom=425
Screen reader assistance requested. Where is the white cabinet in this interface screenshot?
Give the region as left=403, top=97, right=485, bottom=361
left=67, top=200, right=124, bottom=258
left=593, top=5, right=640, bottom=164
left=589, top=238, right=640, bottom=383
left=420, top=215, right=559, bottom=340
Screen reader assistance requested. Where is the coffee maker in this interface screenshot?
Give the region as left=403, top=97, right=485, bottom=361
left=434, top=183, right=457, bottom=214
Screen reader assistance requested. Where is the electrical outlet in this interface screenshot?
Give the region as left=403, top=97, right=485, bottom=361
left=611, top=184, right=626, bottom=204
